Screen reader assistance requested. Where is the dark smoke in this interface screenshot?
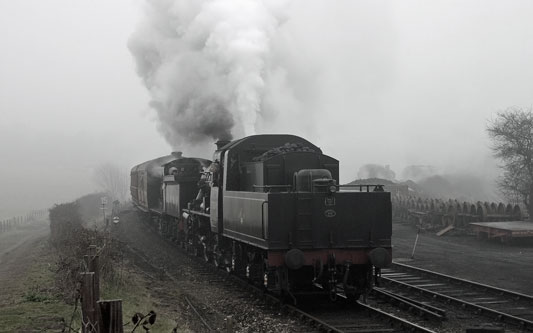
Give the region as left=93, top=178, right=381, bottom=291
left=149, top=99, right=234, bottom=143
left=128, top=0, right=290, bottom=148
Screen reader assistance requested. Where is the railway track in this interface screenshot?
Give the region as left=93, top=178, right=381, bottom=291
left=380, top=261, right=533, bottom=331
left=128, top=226, right=437, bottom=332
left=131, top=217, right=533, bottom=332
left=183, top=248, right=446, bottom=332
left=371, top=286, right=446, bottom=321
left=182, top=240, right=447, bottom=332
left=293, top=300, right=437, bottom=333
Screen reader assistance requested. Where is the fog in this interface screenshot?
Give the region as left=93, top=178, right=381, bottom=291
left=1, top=0, right=532, bottom=218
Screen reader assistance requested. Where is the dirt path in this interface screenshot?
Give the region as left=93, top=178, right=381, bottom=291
left=0, top=223, right=49, bottom=306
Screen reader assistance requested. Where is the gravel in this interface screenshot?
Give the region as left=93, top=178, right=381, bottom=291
left=114, top=210, right=312, bottom=332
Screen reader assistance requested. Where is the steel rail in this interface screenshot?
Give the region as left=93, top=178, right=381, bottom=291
left=375, top=287, right=447, bottom=317
left=134, top=222, right=437, bottom=332
left=180, top=240, right=438, bottom=332
left=283, top=304, right=343, bottom=333
left=371, top=287, right=445, bottom=321
left=355, top=301, right=437, bottom=333
left=124, top=243, right=219, bottom=332
left=392, top=261, right=533, bottom=302
left=184, top=248, right=344, bottom=332
left=384, top=263, right=533, bottom=330
left=184, top=296, right=214, bottom=332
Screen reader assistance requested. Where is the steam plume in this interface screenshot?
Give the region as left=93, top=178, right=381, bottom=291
left=128, top=0, right=288, bottom=147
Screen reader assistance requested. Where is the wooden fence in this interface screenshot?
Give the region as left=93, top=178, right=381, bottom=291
left=0, top=209, right=48, bottom=233
left=80, top=245, right=123, bottom=333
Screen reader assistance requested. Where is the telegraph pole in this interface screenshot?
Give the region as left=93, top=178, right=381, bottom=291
left=101, top=197, right=107, bottom=228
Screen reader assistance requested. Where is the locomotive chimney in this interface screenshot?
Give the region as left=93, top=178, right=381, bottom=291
left=171, top=151, right=182, bottom=158
left=215, top=140, right=230, bottom=150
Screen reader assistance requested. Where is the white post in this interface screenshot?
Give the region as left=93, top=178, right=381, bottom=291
left=411, top=228, right=420, bottom=259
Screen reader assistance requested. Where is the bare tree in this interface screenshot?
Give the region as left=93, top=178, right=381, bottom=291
left=487, top=107, right=533, bottom=217
left=92, top=163, right=129, bottom=202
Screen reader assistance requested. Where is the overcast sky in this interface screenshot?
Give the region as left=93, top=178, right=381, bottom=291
left=1, top=0, right=532, bottom=218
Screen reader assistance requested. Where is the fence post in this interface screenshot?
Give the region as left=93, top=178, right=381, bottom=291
left=87, top=245, right=100, bottom=301
left=97, top=299, right=124, bottom=333
left=80, top=272, right=98, bottom=332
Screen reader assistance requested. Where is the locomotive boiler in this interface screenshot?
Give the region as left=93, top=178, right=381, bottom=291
left=131, top=134, right=392, bottom=301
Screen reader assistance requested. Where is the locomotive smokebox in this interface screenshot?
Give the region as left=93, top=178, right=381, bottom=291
left=284, top=249, right=305, bottom=270
left=215, top=140, right=230, bottom=150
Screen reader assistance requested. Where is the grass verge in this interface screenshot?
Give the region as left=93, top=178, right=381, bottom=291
left=0, top=239, right=73, bottom=332
left=100, top=266, right=190, bottom=332
left=0, top=238, right=190, bottom=332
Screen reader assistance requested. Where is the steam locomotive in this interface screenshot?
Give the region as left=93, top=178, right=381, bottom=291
left=130, top=134, right=391, bottom=301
